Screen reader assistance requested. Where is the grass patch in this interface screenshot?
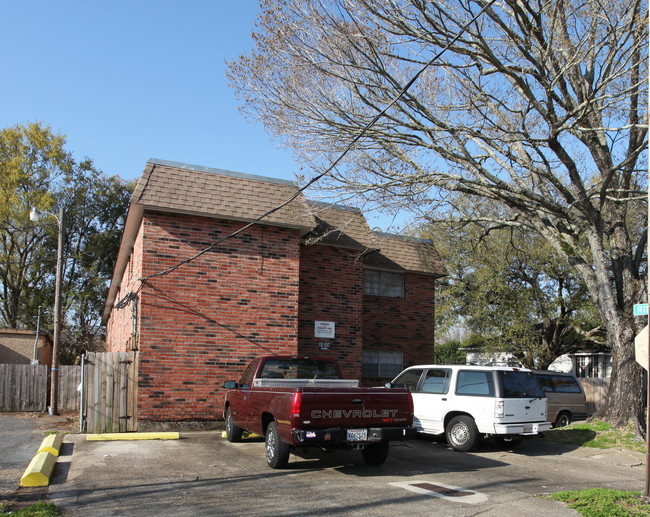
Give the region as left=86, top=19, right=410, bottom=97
left=544, top=420, right=649, bottom=515
left=543, top=420, right=646, bottom=454
left=552, top=489, right=650, bottom=516
left=1, top=502, right=61, bottom=516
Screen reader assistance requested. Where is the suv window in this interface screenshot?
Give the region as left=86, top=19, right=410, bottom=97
left=392, top=369, right=423, bottom=391
left=421, top=369, right=451, bottom=394
left=456, top=370, right=495, bottom=396
left=499, top=371, right=545, bottom=398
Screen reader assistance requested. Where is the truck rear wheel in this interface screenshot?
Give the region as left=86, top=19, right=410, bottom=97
left=265, top=421, right=291, bottom=469
left=225, top=407, right=242, bottom=442
left=361, top=441, right=390, bottom=465
left=446, top=415, right=479, bottom=452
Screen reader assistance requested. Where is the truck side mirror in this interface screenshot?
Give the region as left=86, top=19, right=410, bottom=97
left=385, top=382, right=394, bottom=388
left=223, top=381, right=239, bottom=389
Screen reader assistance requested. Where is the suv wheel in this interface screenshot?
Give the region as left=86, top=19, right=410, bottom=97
left=446, top=415, right=479, bottom=452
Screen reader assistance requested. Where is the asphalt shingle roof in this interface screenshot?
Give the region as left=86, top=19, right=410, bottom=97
left=132, top=159, right=316, bottom=233
left=305, top=201, right=447, bottom=277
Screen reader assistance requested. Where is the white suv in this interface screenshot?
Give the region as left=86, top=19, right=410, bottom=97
left=388, top=364, right=551, bottom=451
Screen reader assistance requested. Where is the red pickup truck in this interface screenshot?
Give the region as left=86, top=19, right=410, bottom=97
left=223, top=356, right=414, bottom=468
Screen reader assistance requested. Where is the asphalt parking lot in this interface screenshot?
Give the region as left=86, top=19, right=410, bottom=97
left=1, top=413, right=646, bottom=516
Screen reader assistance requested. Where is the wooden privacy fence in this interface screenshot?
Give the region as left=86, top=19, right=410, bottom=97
left=84, top=351, right=138, bottom=433
left=0, top=364, right=48, bottom=411
left=0, top=363, right=81, bottom=412
left=580, top=377, right=609, bottom=415
left=59, top=365, right=82, bottom=411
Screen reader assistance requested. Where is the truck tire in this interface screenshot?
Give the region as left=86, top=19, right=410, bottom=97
left=225, top=407, right=242, bottom=442
left=361, top=441, right=390, bottom=465
left=446, top=415, right=479, bottom=452
left=265, top=421, right=291, bottom=469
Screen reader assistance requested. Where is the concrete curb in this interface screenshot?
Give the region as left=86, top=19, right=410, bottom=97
left=20, top=434, right=64, bottom=487
left=87, top=432, right=180, bottom=441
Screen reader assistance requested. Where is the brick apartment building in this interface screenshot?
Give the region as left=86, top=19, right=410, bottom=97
left=103, top=159, right=447, bottom=426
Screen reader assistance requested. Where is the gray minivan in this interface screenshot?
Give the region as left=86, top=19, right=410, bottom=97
left=533, top=370, right=588, bottom=427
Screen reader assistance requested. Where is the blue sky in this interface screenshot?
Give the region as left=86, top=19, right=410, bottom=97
left=0, top=1, right=408, bottom=231
left=1, top=1, right=296, bottom=182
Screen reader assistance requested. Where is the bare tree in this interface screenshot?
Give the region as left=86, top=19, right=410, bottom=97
left=228, top=0, right=648, bottom=432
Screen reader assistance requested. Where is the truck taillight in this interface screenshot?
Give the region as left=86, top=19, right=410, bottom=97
left=407, top=392, right=414, bottom=426
left=291, top=391, right=302, bottom=424
left=495, top=400, right=504, bottom=418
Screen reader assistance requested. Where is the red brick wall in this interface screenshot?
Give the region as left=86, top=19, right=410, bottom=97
left=105, top=211, right=439, bottom=425
left=135, top=212, right=301, bottom=423
left=106, top=224, right=144, bottom=353
left=298, top=245, right=363, bottom=379
left=362, top=272, right=436, bottom=384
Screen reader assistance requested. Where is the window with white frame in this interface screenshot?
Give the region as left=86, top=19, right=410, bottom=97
left=364, top=269, right=404, bottom=297
left=362, top=350, right=403, bottom=378
left=576, top=354, right=609, bottom=378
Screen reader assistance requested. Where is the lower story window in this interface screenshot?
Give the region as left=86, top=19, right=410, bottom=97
left=362, top=350, right=403, bottom=378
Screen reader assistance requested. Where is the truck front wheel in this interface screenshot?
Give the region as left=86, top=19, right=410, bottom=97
left=225, top=407, right=242, bottom=442
left=265, top=421, right=291, bottom=469
left=361, top=441, right=390, bottom=465
left=446, top=415, right=479, bottom=452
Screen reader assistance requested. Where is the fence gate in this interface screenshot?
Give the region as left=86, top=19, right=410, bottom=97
left=84, top=351, right=138, bottom=433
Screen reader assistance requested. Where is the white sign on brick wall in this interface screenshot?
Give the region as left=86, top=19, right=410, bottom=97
left=314, top=321, right=335, bottom=339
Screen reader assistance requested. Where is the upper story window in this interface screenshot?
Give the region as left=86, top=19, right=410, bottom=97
left=364, top=269, right=404, bottom=297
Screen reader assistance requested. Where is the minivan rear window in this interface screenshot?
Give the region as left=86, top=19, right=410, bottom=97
left=498, top=371, right=545, bottom=398
left=536, top=374, right=582, bottom=393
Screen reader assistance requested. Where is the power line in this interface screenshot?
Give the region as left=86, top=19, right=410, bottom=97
left=112, top=0, right=497, bottom=311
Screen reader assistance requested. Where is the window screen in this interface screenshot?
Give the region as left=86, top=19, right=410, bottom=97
left=364, top=269, right=404, bottom=297
left=362, top=350, right=404, bottom=378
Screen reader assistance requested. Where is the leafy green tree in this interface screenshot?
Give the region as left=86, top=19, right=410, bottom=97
left=228, top=0, right=647, bottom=432
left=0, top=122, right=133, bottom=362
left=433, top=340, right=465, bottom=364
left=429, top=214, right=605, bottom=369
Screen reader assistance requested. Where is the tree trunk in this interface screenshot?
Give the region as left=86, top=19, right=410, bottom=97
left=592, top=314, right=645, bottom=434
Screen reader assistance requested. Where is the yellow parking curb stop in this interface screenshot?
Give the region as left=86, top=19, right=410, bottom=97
left=38, top=433, right=64, bottom=456
left=20, top=451, right=57, bottom=487
left=87, top=432, right=180, bottom=441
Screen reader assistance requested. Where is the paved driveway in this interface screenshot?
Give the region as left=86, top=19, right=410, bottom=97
left=2, top=413, right=645, bottom=517
left=47, top=432, right=644, bottom=516
left=0, top=412, right=75, bottom=507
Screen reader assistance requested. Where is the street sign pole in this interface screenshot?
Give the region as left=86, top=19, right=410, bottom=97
left=645, top=25, right=649, bottom=496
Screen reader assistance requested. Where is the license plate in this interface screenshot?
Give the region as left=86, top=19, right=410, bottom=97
left=523, top=424, right=533, bottom=433
left=347, top=429, right=367, bottom=442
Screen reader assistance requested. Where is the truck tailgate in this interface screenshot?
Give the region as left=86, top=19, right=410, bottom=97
left=295, top=388, right=412, bottom=428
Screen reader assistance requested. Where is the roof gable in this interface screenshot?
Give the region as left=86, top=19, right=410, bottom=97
left=133, top=159, right=316, bottom=232
left=305, top=201, right=448, bottom=277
